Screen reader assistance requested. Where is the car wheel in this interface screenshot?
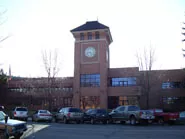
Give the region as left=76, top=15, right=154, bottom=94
left=76, top=120, right=81, bottom=124
left=14, top=133, right=23, bottom=139
left=158, top=117, right=164, bottom=125
left=81, top=120, right=84, bottom=124
left=91, top=118, right=95, bottom=125
left=108, top=116, right=113, bottom=124
left=55, top=118, right=58, bottom=123
left=120, top=121, right=126, bottom=124
left=130, top=116, right=136, bottom=125
left=168, top=120, right=174, bottom=125
left=103, top=120, right=107, bottom=124
left=64, top=117, right=68, bottom=124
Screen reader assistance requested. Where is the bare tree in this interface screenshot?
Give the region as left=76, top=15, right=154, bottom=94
left=136, top=46, right=155, bottom=109
left=0, top=8, right=10, bottom=43
left=42, top=49, right=60, bottom=110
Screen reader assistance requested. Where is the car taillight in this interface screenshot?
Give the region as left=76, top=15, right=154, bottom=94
left=14, top=111, right=16, bottom=116
left=67, top=112, right=71, bottom=117
left=139, top=112, right=143, bottom=116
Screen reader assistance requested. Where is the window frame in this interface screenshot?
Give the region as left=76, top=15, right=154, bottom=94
left=95, top=31, right=100, bottom=39
left=87, top=32, right=92, bottom=40
left=80, top=74, right=100, bottom=87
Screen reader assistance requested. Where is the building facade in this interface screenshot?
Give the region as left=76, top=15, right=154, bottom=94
left=3, top=21, right=185, bottom=112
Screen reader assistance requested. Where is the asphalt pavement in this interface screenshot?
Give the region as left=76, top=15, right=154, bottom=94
left=22, top=122, right=185, bottom=139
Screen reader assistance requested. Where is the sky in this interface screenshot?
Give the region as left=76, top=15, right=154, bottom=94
left=0, top=0, right=185, bottom=77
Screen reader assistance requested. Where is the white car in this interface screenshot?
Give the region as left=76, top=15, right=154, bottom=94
left=12, top=107, right=28, bottom=121
left=32, top=110, right=53, bottom=122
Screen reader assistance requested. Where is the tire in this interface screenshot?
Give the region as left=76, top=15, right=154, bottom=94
left=108, top=116, right=113, bottom=124
left=103, top=120, right=107, bottom=124
left=81, top=120, right=84, bottom=124
left=64, top=117, right=68, bottom=124
left=120, top=121, right=126, bottom=124
left=14, top=133, right=23, bottom=139
left=55, top=118, right=58, bottom=123
left=158, top=117, right=164, bottom=125
left=76, top=120, right=81, bottom=124
left=168, top=120, right=174, bottom=125
left=130, top=116, right=136, bottom=125
left=91, top=118, right=95, bottom=125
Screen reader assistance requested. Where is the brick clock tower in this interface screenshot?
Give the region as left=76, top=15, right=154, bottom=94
left=71, top=21, right=113, bottom=109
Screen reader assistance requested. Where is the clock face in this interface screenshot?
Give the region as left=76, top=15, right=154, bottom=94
left=85, top=47, right=96, bottom=58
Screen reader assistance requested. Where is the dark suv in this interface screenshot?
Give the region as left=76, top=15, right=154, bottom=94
left=55, top=107, right=84, bottom=124
left=82, top=109, right=109, bottom=124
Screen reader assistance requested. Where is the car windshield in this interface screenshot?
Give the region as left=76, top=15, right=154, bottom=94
left=97, top=109, right=107, bottom=114
left=39, top=110, right=50, bottom=114
left=16, top=108, right=28, bottom=111
left=69, top=108, right=82, bottom=112
left=0, top=111, right=6, bottom=121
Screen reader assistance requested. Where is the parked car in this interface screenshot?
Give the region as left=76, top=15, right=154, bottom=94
left=149, top=109, right=179, bottom=125
left=82, top=108, right=109, bottom=124
left=109, top=105, right=155, bottom=125
left=11, top=107, right=28, bottom=121
left=0, top=111, right=27, bottom=139
left=32, top=110, right=53, bottom=122
left=55, top=107, right=84, bottom=124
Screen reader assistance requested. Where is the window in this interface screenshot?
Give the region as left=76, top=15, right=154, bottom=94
left=162, top=81, right=182, bottom=89
left=97, top=109, right=107, bottom=114
left=128, top=106, right=140, bottom=111
left=95, top=31, right=100, bottom=39
left=80, top=74, right=100, bottom=87
left=119, top=106, right=125, bottom=111
left=69, top=108, right=82, bottom=112
left=88, top=32, right=92, bottom=40
left=80, top=33, right=84, bottom=40
left=109, top=77, right=136, bottom=87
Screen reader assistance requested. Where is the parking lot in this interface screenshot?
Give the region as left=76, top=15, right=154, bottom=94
left=23, top=122, right=185, bottom=139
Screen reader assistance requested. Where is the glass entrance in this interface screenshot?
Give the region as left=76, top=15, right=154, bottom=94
left=80, top=96, right=100, bottom=110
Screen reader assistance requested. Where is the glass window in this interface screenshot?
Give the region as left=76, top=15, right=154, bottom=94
left=80, top=33, right=84, bottom=40
left=88, top=32, right=92, bottom=40
left=16, top=107, right=28, bottom=111
left=109, top=77, right=136, bottom=87
left=80, top=74, right=100, bottom=87
left=162, top=82, right=182, bottom=89
left=119, top=106, right=125, bottom=111
left=128, top=106, right=140, bottom=111
left=95, top=31, right=100, bottom=39
left=69, top=108, right=82, bottom=112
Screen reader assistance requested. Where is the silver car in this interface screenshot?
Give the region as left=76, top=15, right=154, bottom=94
left=32, top=110, right=53, bottom=122
left=55, top=107, right=84, bottom=124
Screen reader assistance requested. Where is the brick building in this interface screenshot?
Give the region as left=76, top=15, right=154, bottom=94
left=4, top=21, right=185, bottom=112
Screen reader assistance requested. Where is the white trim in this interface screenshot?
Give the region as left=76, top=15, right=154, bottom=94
left=75, top=38, right=108, bottom=44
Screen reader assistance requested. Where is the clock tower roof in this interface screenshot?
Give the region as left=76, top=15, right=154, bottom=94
left=71, top=21, right=109, bottom=32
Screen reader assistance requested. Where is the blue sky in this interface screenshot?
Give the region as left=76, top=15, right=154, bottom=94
left=0, top=0, right=185, bottom=77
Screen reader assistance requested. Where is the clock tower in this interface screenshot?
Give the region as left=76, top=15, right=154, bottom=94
left=71, top=21, right=113, bottom=109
